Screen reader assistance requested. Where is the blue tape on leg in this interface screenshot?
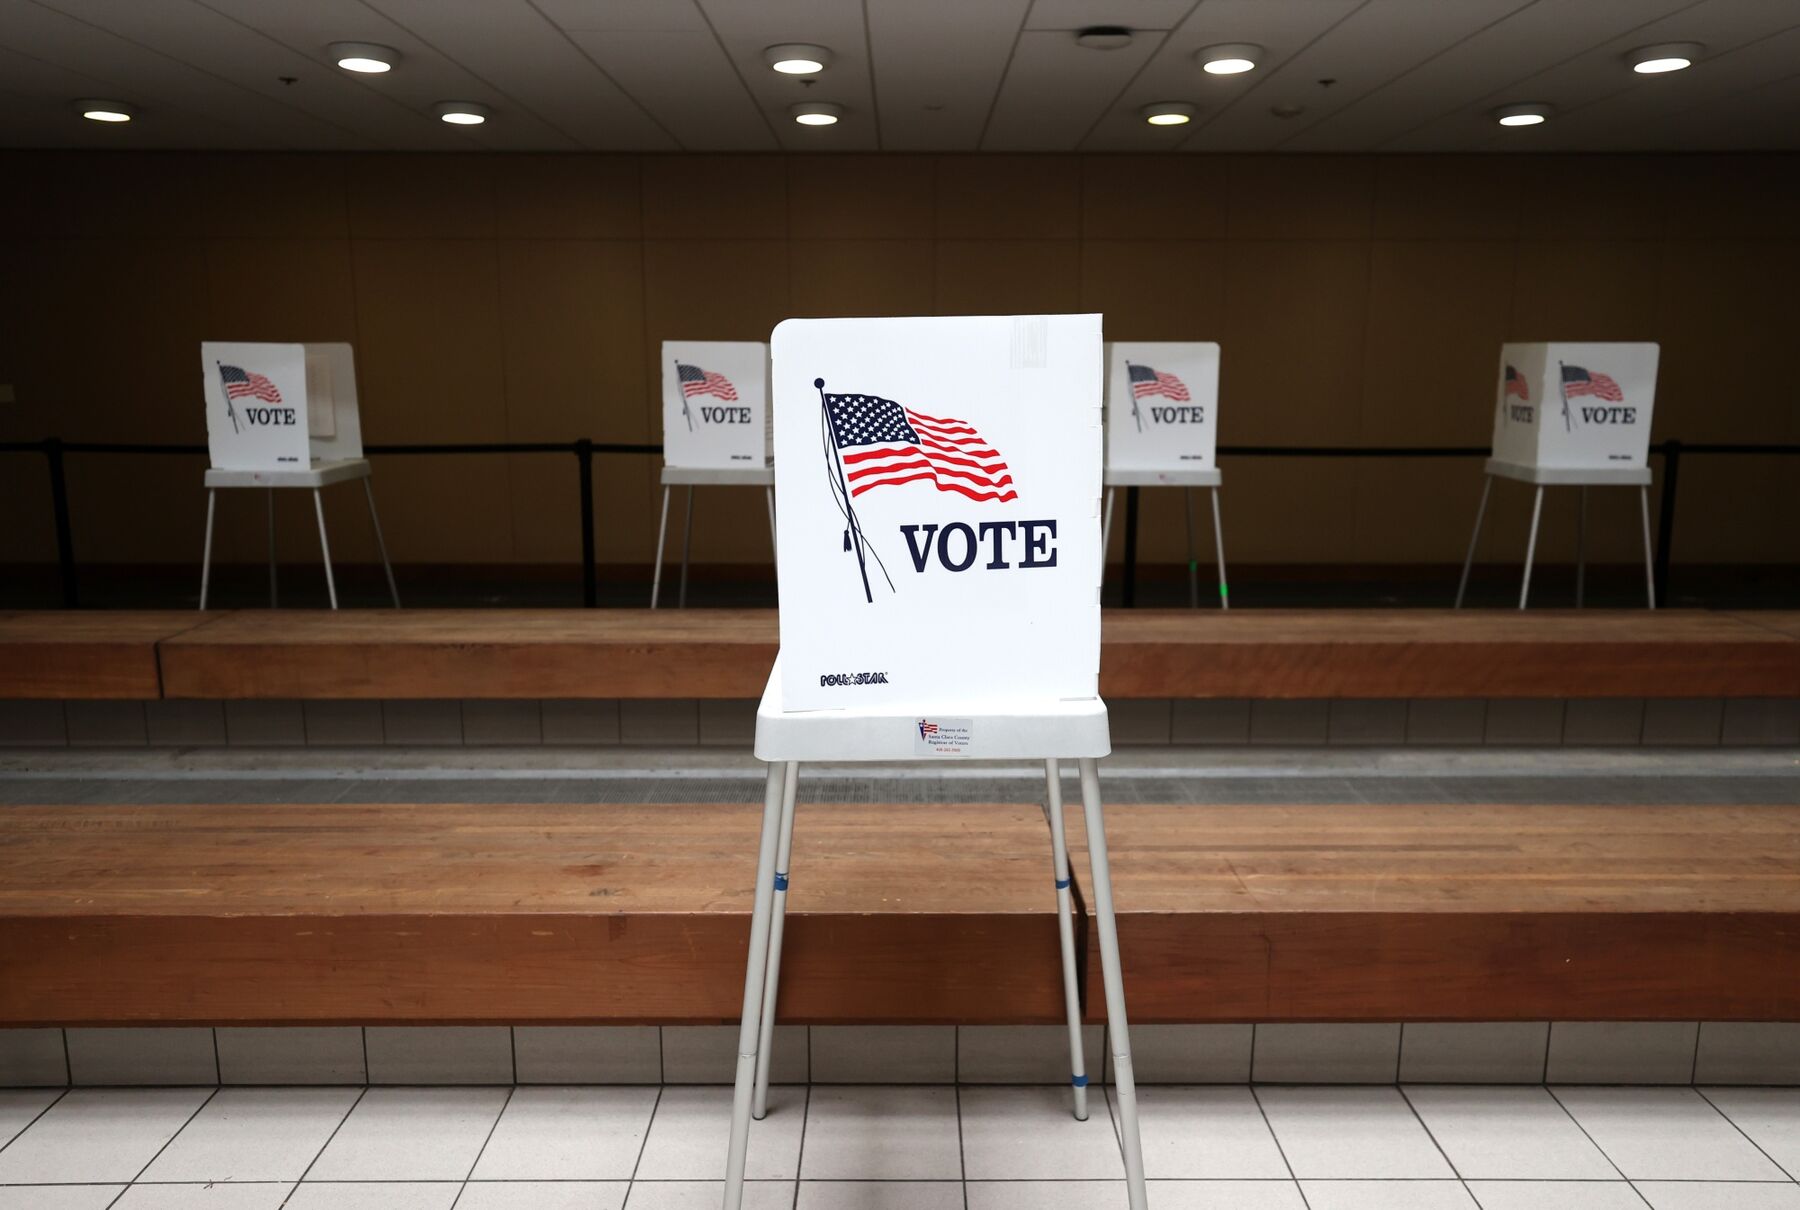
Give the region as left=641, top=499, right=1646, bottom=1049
left=1055, top=877, right=1071, bottom=890
left=774, top=872, right=789, bottom=891
left=1072, top=1074, right=1089, bottom=1088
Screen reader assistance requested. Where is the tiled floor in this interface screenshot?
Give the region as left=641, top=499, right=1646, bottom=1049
left=0, top=1084, right=1794, bottom=1209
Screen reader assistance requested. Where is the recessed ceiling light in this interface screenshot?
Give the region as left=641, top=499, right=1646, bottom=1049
left=1141, top=102, right=1195, bottom=127
left=433, top=101, right=491, bottom=126
left=1626, top=42, right=1703, bottom=74
left=74, top=99, right=135, bottom=123
left=791, top=101, right=843, bottom=127
left=330, top=41, right=399, bottom=73
left=1197, top=44, right=1262, bottom=75
left=1493, top=102, right=1553, bottom=127
left=765, top=43, right=833, bottom=75
left=1075, top=26, right=1134, bottom=51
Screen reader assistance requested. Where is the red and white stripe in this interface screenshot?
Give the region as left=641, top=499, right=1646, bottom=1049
left=842, top=408, right=1017, bottom=503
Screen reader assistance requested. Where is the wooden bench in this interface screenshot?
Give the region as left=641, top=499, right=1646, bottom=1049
left=4, top=800, right=1796, bottom=1026
left=0, top=606, right=1772, bottom=702
left=1073, top=803, right=1800, bottom=1023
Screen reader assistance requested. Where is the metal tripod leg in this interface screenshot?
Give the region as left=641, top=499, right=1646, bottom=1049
left=1044, top=758, right=1090, bottom=1122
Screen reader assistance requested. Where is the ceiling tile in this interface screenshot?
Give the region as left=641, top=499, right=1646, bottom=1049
left=867, top=0, right=1031, bottom=150
left=985, top=28, right=1167, bottom=150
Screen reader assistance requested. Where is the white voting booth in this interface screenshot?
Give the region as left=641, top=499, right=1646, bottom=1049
left=652, top=341, right=775, bottom=607
left=1456, top=342, right=1660, bottom=609
left=723, top=314, right=1149, bottom=1210
left=198, top=341, right=398, bottom=610
left=1102, top=342, right=1228, bottom=608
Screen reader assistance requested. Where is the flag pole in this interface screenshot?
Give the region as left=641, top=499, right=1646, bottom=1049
left=818, top=378, right=873, bottom=604
left=674, top=360, right=694, bottom=431
left=216, top=360, right=241, bottom=434
left=1123, top=360, right=1143, bottom=432
left=1556, top=360, right=1572, bottom=432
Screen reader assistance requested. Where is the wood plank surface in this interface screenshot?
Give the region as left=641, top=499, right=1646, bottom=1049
left=1072, top=803, right=1800, bottom=1022
left=146, top=607, right=1800, bottom=701
left=0, top=611, right=208, bottom=699
left=1733, top=611, right=1800, bottom=641
left=0, top=802, right=1071, bottom=1025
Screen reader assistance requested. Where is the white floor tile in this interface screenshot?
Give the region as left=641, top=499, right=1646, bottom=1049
left=960, top=1085, right=1125, bottom=1180
left=1301, top=1180, right=1479, bottom=1209
left=139, top=1086, right=360, bottom=1183
left=623, top=1181, right=793, bottom=1209
left=0, top=1189, right=124, bottom=1210
left=115, top=1185, right=293, bottom=1209
left=1553, top=1088, right=1787, bottom=1181
left=283, top=1182, right=460, bottom=1210
left=457, top=1181, right=630, bottom=1209
left=1635, top=1182, right=1800, bottom=1210
left=304, top=1087, right=510, bottom=1181
left=796, top=1181, right=964, bottom=1209
left=1406, top=1086, right=1618, bottom=1180
left=799, top=1086, right=962, bottom=1181
left=1466, top=1181, right=1645, bottom=1210
left=633, top=1086, right=805, bottom=1181
left=969, top=1181, right=1308, bottom=1210
left=0, top=1088, right=60, bottom=1148
left=1257, top=1087, right=1455, bottom=1180
left=1133, top=1086, right=1292, bottom=1179
left=1701, top=1087, right=1800, bottom=1174
left=1145, top=1182, right=1310, bottom=1210
left=0, top=1087, right=212, bottom=1184
left=469, top=1086, right=659, bottom=1181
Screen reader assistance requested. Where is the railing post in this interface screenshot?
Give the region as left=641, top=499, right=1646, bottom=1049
left=45, top=437, right=78, bottom=608
left=1122, top=485, right=1140, bottom=609
left=1654, top=438, right=1680, bottom=607
left=576, top=438, right=596, bottom=608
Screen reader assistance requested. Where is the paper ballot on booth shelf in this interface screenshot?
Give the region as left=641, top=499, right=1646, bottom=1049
left=201, top=342, right=311, bottom=471
left=1492, top=342, right=1659, bottom=472
left=771, top=314, right=1104, bottom=713
left=661, top=341, right=771, bottom=469
left=1106, top=342, right=1221, bottom=474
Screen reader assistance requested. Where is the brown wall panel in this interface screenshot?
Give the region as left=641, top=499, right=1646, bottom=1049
left=0, top=150, right=1793, bottom=571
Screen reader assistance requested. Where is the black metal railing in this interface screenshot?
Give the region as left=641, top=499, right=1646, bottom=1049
left=3, top=436, right=1796, bottom=609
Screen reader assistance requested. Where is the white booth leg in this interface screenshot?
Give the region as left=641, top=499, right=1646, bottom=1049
left=267, top=488, right=278, bottom=608
left=1183, top=488, right=1199, bottom=609
left=1518, top=484, right=1545, bottom=611
left=363, top=477, right=401, bottom=608
left=1101, top=487, right=1116, bottom=560
left=1640, top=485, right=1656, bottom=609
left=1043, top=759, right=1090, bottom=1122
left=765, top=486, right=778, bottom=559
left=1210, top=486, right=1229, bottom=611
left=1455, top=474, right=1494, bottom=608
left=312, top=488, right=339, bottom=610
left=752, top=761, right=800, bottom=1121
left=1575, top=486, right=1587, bottom=609
left=679, top=485, right=695, bottom=609
left=650, top=485, right=672, bottom=609
left=1077, top=758, right=1149, bottom=1210
left=723, top=762, right=788, bottom=1210
left=198, top=489, right=217, bottom=611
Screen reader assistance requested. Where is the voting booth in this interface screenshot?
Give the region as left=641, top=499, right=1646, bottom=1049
left=652, top=341, right=775, bottom=607
left=198, top=341, right=398, bottom=610
left=1457, top=342, right=1660, bottom=609
left=1102, top=342, right=1229, bottom=608
left=721, top=314, right=1148, bottom=1210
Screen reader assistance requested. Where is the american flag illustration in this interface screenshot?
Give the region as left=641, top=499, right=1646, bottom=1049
left=823, top=391, right=1016, bottom=503
left=219, top=364, right=281, bottom=403
left=677, top=363, right=738, bottom=401
left=1504, top=365, right=1529, bottom=400
left=1560, top=365, right=1622, bottom=403
left=1127, top=362, right=1190, bottom=402
left=918, top=720, right=939, bottom=737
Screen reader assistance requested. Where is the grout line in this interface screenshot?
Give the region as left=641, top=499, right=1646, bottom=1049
left=123, top=1085, right=219, bottom=1190
left=1696, top=1086, right=1799, bottom=1183
left=450, top=1084, right=515, bottom=1208
left=281, top=1083, right=367, bottom=1206
left=790, top=1083, right=810, bottom=1210
left=622, top=1083, right=665, bottom=1210
left=0, top=1086, right=68, bottom=1158
left=1398, top=1084, right=1462, bottom=1178
left=1250, top=1084, right=1312, bottom=1210
left=1690, top=1022, right=1702, bottom=1085
left=1544, top=1086, right=1655, bottom=1208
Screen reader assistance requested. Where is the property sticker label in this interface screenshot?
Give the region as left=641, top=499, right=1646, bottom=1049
left=913, top=717, right=973, bottom=756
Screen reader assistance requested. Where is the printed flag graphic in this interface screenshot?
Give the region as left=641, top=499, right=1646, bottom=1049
left=1560, top=365, right=1623, bottom=402
left=1127, top=363, right=1191, bottom=402
left=219, top=364, right=281, bottom=403
left=1504, top=365, right=1529, bottom=400
left=676, top=363, right=739, bottom=401
left=918, top=720, right=939, bottom=737
left=823, top=391, right=1016, bottom=503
